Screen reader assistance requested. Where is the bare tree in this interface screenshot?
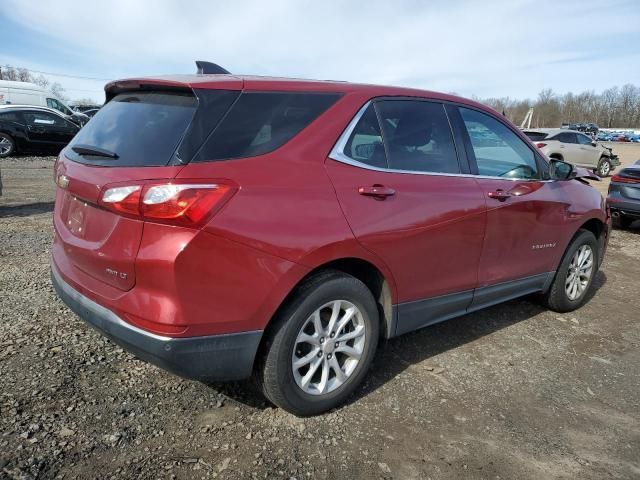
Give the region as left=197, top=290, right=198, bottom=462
left=480, top=85, right=640, bottom=128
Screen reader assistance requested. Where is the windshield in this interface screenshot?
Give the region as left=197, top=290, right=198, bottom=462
left=67, top=91, right=197, bottom=166
left=47, top=98, right=73, bottom=116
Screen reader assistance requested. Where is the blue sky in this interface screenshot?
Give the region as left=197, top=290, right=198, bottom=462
left=1, top=0, right=639, bottom=103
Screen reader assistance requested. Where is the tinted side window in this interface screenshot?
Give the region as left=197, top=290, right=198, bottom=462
left=343, top=104, right=387, bottom=168
left=556, top=132, right=577, bottom=143
left=460, top=107, right=539, bottom=179
left=576, top=133, right=592, bottom=145
left=375, top=100, right=459, bottom=173
left=194, top=92, right=340, bottom=162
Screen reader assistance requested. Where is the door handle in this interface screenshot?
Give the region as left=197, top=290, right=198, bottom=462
left=358, top=185, right=395, bottom=199
left=487, top=189, right=512, bottom=201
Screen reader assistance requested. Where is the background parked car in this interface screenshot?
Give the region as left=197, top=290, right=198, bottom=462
left=523, top=128, right=619, bottom=176
left=0, top=80, right=89, bottom=126
left=0, top=105, right=80, bottom=157
left=81, top=108, right=100, bottom=118
left=607, top=160, right=640, bottom=229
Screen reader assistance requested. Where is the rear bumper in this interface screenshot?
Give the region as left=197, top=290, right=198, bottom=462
left=51, top=264, right=263, bottom=382
left=607, top=196, right=640, bottom=219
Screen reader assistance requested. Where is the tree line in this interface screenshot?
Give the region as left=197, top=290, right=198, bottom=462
left=0, top=65, right=67, bottom=100
left=479, top=84, right=640, bottom=129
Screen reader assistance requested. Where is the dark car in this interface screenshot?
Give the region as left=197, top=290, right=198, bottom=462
left=608, top=161, right=640, bottom=228
left=51, top=70, right=610, bottom=415
left=82, top=108, right=100, bottom=118
left=0, top=105, right=80, bottom=157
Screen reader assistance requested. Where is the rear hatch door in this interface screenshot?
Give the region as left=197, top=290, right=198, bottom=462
left=53, top=84, right=240, bottom=291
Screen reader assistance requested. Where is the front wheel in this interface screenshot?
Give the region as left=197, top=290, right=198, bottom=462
left=259, top=271, right=379, bottom=416
left=540, top=229, right=598, bottom=313
left=596, top=157, right=612, bottom=177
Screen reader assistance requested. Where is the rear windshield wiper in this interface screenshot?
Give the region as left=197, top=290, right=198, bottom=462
left=72, top=144, right=119, bottom=159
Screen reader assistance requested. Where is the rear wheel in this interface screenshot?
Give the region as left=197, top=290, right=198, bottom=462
left=259, top=271, right=379, bottom=416
left=596, top=157, right=611, bottom=177
left=0, top=133, right=15, bottom=158
left=540, top=230, right=598, bottom=312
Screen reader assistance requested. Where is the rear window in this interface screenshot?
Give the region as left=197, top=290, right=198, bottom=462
left=67, top=91, right=198, bottom=166
left=192, top=92, right=340, bottom=162
left=523, top=131, right=548, bottom=141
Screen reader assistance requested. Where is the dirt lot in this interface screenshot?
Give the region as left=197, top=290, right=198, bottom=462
left=1, top=145, right=639, bottom=480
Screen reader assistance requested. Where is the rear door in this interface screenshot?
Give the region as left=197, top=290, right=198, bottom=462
left=326, top=99, right=486, bottom=335
left=456, top=106, right=568, bottom=299
left=53, top=88, right=239, bottom=291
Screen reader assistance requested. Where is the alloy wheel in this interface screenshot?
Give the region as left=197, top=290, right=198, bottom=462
left=291, top=300, right=366, bottom=395
left=565, top=245, right=593, bottom=301
left=599, top=160, right=610, bottom=177
left=0, top=136, right=12, bottom=156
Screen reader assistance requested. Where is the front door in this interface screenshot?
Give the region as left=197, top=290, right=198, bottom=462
left=326, top=100, right=486, bottom=335
left=456, top=106, right=567, bottom=307
left=575, top=132, right=601, bottom=168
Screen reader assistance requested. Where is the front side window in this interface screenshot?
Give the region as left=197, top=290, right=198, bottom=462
left=576, top=133, right=593, bottom=145
left=343, top=104, right=387, bottom=168
left=460, top=107, right=539, bottom=179
left=375, top=100, right=459, bottom=173
left=23, top=111, right=62, bottom=126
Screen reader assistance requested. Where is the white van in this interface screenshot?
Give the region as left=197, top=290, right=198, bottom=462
left=0, top=80, right=88, bottom=125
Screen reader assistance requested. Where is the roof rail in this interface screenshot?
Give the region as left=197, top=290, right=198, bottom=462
left=195, top=61, right=231, bottom=75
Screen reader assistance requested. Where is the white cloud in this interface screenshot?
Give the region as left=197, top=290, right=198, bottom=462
left=4, top=0, right=640, bottom=101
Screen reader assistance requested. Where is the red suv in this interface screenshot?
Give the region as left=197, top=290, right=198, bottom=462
left=52, top=72, right=610, bottom=415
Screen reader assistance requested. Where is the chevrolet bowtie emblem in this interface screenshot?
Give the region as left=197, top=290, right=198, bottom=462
left=57, top=174, right=70, bottom=189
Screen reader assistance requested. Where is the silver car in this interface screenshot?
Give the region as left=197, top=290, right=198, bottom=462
left=523, top=128, right=620, bottom=177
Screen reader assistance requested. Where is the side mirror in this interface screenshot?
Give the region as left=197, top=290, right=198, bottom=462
left=549, top=159, right=574, bottom=180
left=591, top=142, right=597, bottom=147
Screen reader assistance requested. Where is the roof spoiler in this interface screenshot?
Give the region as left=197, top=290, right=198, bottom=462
left=195, top=61, right=231, bottom=75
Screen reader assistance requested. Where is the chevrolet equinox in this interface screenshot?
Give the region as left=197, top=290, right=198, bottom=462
left=52, top=70, right=610, bottom=415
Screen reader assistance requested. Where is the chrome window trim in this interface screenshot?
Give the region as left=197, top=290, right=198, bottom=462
left=329, top=100, right=554, bottom=183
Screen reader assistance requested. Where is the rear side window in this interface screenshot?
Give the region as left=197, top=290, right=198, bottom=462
left=375, top=100, right=459, bottom=174
left=68, top=92, right=197, bottom=166
left=0, top=112, right=21, bottom=123
left=524, top=131, right=548, bottom=141
left=555, top=132, right=577, bottom=144
left=460, top=107, right=539, bottom=179
left=193, top=92, right=340, bottom=162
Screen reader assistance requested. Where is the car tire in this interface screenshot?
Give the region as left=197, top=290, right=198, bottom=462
left=0, top=133, right=16, bottom=158
left=540, top=229, right=599, bottom=313
left=258, top=270, right=379, bottom=416
left=596, top=157, right=612, bottom=177
left=614, top=215, right=634, bottom=229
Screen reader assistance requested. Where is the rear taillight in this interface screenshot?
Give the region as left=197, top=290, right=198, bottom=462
left=99, top=181, right=235, bottom=227
left=611, top=174, right=640, bottom=184
left=535, top=143, right=547, bottom=148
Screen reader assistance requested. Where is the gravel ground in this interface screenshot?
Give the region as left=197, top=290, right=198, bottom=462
left=1, top=149, right=639, bottom=480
